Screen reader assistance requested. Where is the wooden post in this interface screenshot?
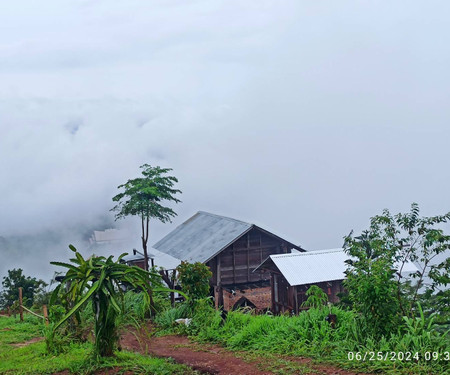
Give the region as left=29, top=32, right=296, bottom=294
left=216, top=255, right=223, bottom=309
left=18, top=287, right=24, bottom=322
left=270, top=273, right=275, bottom=314
left=217, top=285, right=224, bottom=309
left=170, top=270, right=176, bottom=307
left=7, top=306, right=11, bottom=317
left=43, top=305, right=49, bottom=326
left=294, top=286, right=299, bottom=315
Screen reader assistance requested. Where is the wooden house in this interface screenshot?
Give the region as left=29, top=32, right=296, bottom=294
left=153, top=211, right=304, bottom=311
left=254, top=248, right=419, bottom=314
left=254, top=249, right=347, bottom=314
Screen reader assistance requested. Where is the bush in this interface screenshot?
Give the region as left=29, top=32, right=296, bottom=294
left=176, top=262, right=212, bottom=302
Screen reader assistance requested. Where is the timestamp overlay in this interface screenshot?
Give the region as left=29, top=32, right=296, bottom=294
left=347, top=351, right=450, bottom=362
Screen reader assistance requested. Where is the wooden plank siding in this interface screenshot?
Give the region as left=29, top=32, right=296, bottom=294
left=206, top=228, right=289, bottom=287
left=271, top=277, right=345, bottom=314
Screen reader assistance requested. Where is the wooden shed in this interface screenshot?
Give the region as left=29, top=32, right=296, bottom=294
left=254, top=249, right=347, bottom=314
left=153, top=211, right=304, bottom=311
left=254, top=248, right=420, bottom=314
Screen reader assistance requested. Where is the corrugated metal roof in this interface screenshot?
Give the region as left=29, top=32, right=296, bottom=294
left=153, top=211, right=253, bottom=263
left=269, top=249, right=348, bottom=286
left=151, top=247, right=182, bottom=269
left=259, top=248, right=419, bottom=286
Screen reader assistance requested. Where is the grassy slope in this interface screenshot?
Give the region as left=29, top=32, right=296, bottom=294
left=0, top=315, right=197, bottom=375
left=156, top=303, right=450, bottom=375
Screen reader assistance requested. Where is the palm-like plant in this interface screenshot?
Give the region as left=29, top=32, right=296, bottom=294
left=50, top=245, right=162, bottom=357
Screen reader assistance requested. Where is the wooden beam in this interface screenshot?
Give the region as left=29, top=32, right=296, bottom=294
left=294, top=287, right=299, bottom=315
left=247, top=247, right=250, bottom=282
left=217, top=254, right=221, bottom=286
left=270, top=273, right=275, bottom=314
left=232, top=244, right=236, bottom=285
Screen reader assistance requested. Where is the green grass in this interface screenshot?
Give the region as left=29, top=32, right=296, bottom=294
left=0, top=314, right=43, bottom=344
left=155, top=301, right=450, bottom=375
left=0, top=315, right=198, bottom=375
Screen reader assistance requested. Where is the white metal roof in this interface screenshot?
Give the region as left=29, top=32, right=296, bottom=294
left=264, top=248, right=419, bottom=287
left=269, top=249, right=348, bottom=286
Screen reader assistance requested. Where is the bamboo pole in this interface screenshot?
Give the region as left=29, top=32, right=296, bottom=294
left=18, top=287, right=23, bottom=321
left=21, top=305, right=44, bottom=319
left=43, top=305, right=49, bottom=326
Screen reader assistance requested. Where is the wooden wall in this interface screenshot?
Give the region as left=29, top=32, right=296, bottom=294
left=206, top=228, right=289, bottom=287
left=271, top=275, right=344, bottom=314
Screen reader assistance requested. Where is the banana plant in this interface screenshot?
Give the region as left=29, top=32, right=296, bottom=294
left=50, top=244, right=167, bottom=357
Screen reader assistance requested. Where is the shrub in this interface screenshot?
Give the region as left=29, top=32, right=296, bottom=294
left=176, top=262, right=212, bottom=302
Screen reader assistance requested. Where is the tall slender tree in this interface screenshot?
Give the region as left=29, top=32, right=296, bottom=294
left=111, top=164, right=182, bottom=270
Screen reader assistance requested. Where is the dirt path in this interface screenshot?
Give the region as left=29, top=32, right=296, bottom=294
left=120, top=325, right=366, bottom=375
left=10, top=337, right=44, bottom=347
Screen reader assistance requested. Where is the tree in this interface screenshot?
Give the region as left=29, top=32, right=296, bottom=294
left=0, top=268, right=47, bottom=309
left=50, top=245, right=162, bottom=357
left=111, top=164, right=181, bottom=271
left=344, top=203, right=450, bottom=337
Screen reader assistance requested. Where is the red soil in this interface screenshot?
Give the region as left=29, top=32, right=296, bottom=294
left=120, top=324, right=367, bottom=375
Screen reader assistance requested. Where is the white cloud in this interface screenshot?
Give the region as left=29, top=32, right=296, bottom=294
left=1, top=1, right=450, bottom=281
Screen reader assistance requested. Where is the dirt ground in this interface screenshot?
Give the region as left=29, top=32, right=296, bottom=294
left=10, top=337, right=44, bottom=347
left=120, top=324, right=366, bottom=375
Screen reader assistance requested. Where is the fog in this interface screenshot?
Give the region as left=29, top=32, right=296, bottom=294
left=1, top=1, right=449, bottom=283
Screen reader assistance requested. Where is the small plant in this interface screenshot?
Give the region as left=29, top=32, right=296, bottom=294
left=301, top=285, right=328, bottom=309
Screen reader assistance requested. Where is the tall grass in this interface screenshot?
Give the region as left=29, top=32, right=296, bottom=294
left=155, top=300, right=450, bottom=374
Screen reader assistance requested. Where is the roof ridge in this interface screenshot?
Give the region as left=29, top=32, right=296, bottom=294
left=271, top=249, right=344, bottom=258
left=197, top=211, right=252, bottom=226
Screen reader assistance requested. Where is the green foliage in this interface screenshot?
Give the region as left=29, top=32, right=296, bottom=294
left=398, top=304, right=450, bottom=354
left=50, top=244, right=161, bottom=358
left=344, top=231, right=401, bottom=337
left=344, top=203, right=450, bottom=338
left=0, top=315, right=197, bottom=375
left=176, top=261, right=212, bottom=301
left=121, top=290, right=151, bottom=322
left=111, top=164, right=182, bottom=270
left=0, top=314, right=43, bottom=345
left=0, top=268, right=47, bottom=309
left=301, top=285, right=328, bottom=309
left=154, top=302, right=192, bottom=332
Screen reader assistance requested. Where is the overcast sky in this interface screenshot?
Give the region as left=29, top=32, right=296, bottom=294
left=1, top=1, right=450, bottom=282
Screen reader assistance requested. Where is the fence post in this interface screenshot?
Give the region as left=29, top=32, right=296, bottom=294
left=43, top=305, right=49, bottom=326
left=19, top=287, right=24, bottom=322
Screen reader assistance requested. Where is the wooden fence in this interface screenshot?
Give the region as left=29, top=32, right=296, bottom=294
left=10, top=287, right=49, bottom=325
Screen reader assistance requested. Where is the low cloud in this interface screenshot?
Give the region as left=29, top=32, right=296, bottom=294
left=1, top=1, right=450, bottom=282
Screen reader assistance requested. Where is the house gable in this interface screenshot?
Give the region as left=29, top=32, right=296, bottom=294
left=153, top=211, right=303, bottom=265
